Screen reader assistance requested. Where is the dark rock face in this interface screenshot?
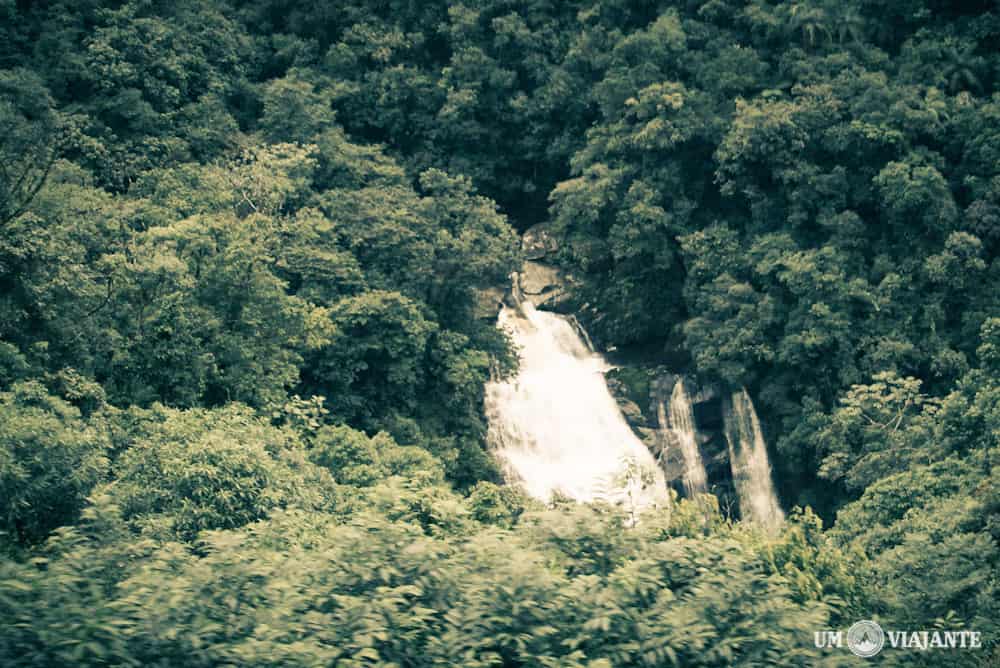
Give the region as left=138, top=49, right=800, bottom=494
left=605, top=375, right=646, bottom=430
left=693, top=396, right=724, bottom=431
left=652, top=433, right=688, bottom=485
left=605, top=366, right=735, bottom=503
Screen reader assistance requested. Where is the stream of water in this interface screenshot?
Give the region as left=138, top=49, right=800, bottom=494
left=484, top=301, right=667, bottom=511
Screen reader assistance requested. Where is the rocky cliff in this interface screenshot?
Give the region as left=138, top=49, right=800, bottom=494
left=518, top=223, right=572, bottom=311
left=606, top=367, right=735, bottom=504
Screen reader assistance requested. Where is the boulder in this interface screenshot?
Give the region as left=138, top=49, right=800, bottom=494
left=522, top=223, right=560, bottom=260
left=520, top=260, right=569, bottom=309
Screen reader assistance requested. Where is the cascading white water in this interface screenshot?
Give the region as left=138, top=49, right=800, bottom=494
left=664, top=379, right=709, bottom=498
left=722, top=388, right=784, bottom=527
left=485, top=301, right=667, bottom=511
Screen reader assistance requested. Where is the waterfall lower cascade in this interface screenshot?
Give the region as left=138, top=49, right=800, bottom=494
left=485, top=301, right=668, bottom=511
left=663, top=380, right=709, bottom=498
left=722, top=388, right=784, bottom=527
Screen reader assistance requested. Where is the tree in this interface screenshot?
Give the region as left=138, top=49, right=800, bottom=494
left=873, top=152, right=958, bottom=244
left=310, top=290, right=436, bottom=425
left=786, top=3, right=831, bottom=50
left=0, top=382, right=108, bottom=547
left=259, top=71, right=337, bottom=143
left=816, top=371, right=940, bottom=491
left=0, top=69, right=70, bottom=227
left=108, top=404, right=334, bottom=541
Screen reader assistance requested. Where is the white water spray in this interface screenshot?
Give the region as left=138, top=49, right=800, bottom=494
left=664, top=379, right=709, bottom=497
left=485, top=301, right=667, bottom=510
left=722, top=388, right=784, bottom=527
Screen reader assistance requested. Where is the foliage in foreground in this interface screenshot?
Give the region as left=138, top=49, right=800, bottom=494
left=1, top=457, right=859, bottom=667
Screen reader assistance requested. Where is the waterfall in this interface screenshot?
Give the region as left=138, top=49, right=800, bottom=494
left=722, top=388, right=784, bottom=527
left=485, top=300, right=667, bottom=511
left=663, top=379, right=709, bottom=497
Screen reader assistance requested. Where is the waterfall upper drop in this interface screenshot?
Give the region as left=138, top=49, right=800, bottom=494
left=722, top=388, right=784, bottom=527
left=485, top=300, right=667, bottom=510
left=664, top=379, right=709, bottom=498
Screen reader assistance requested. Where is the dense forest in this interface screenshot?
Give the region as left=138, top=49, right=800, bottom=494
left=1, top=0, right=998, bottom=665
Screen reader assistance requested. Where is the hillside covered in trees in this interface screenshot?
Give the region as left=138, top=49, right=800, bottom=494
left=1, top=0, right=998, bottom=665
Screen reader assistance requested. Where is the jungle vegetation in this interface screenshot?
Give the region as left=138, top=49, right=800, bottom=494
left=0, top=0, right=997, bottom=665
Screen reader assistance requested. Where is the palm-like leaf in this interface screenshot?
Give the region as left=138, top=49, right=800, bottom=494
left=942, top=43, right=984, bottom=93
left=787, top=3, right=832, bottom=49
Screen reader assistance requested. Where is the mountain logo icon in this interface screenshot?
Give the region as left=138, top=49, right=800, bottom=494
left=847, top=620, right=886, bottom=658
